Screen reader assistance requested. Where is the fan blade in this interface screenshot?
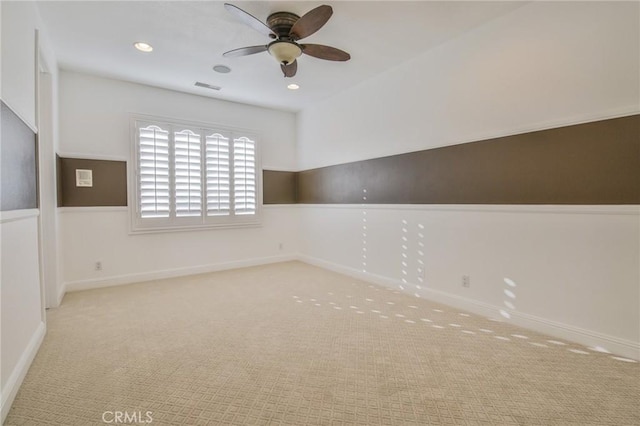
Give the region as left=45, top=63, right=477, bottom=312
left=223, top=45, right=268, bottom=58
left=289, top=5, right=332, bottom=40
left=281, top=60, right=297, bottom=78
left=302, top=44, right=350, bottom=61
left=224, top=3, right=276, bottom=39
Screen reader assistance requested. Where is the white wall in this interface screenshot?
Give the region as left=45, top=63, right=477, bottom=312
left=58, top=71, right=299, bottom=289
left=299, top=205, right=640, bottom=359
left=295, top=1, right=640, bottom=359
left=60, top=206, right=299, bottom=290
left=1, top=1, right=56, bottom=419
left=1, top=1, right=37, bottom=129
left=297, top=1, right=639, bottom=169
left=1, top=213, right=45, bottom=411
left=60, top=71, right=296, bottom=169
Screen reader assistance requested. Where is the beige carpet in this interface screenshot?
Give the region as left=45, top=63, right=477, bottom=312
left=5, top=261, right=639, bottom=425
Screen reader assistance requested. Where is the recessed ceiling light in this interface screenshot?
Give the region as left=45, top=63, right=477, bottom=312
left=213, top=65, right=231, bottom=73
left=133, top=42, right=153, bottom=53
left=287, top=83, right=300, bottom=90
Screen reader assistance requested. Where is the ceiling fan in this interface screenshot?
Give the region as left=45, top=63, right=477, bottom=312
left=223, top=3, right=351, bottom=78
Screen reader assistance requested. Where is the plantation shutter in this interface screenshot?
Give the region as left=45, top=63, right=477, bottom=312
left=174, top=129, right=202, bottom=217
left=233, top=136, right=256, bottom=215
left=138, top=125, right=170, bottom=218
left=133, top=117, right=261, bottom=232
left=205, top=133, right=231, bottom=216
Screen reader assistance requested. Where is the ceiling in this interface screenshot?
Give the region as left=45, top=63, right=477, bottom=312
left=36, top=1, right=526, bottom=112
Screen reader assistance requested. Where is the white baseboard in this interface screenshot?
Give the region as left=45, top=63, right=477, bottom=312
left=1, top=321, right=46, bottom=423
left=63, top=254, right=298, bottom=293
left=298, top=254, right=640, bottom=361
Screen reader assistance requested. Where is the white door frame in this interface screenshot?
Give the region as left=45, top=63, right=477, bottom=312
left=36, top=31, right=60, bottom=310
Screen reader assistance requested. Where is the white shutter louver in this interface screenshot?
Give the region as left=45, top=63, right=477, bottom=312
left=174, top=129, right=202, bottom=217
left=139, top=125, right=170, bottom=218
left=233, top=136, right=256, bottom=215
left=205, top=133, right=230, bottom=216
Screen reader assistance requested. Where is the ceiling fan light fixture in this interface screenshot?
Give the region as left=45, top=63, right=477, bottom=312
left=224, top=4, right=349, bottom=77
left=268, top=41, right=302, bottom=65
left=287, top=83, right=300, bottom=90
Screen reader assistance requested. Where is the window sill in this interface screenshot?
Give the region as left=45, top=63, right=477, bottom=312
left=129, top=220, right=262, bottom=235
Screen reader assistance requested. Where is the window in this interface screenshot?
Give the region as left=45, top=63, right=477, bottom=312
left=130, top=117, right=260, bottom=232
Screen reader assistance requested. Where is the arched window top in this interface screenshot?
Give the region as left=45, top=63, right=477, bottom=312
left=175, top=129, right=200, bottom=137
left=207, top=132, right=228, bottom=140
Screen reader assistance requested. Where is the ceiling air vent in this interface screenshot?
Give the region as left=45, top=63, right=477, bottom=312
left=195, top=82, right=221, bottom=90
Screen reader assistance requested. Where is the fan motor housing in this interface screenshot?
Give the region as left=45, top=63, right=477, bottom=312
left=267, top=12, right=300, bottom=38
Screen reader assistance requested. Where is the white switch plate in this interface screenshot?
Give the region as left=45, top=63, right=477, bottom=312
left=76, top=169, right=93, bottom=187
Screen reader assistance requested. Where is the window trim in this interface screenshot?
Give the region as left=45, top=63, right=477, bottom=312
left=128, top=114, right=262, bottom=234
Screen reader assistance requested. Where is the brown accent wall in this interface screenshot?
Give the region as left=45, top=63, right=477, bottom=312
left=58, top=157, right=127, bottom=207
left=54, top=115, right=639, bottom=207
left=263, top=170, right=297, bottom=204
left=297, top=115, right=640, bottom=205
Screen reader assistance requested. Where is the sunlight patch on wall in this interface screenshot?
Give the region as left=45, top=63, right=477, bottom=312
left=416, top=223, right=426, bottom=291
left=361, top=189, right=367, bottom=273
left=499, top=277, right=517, bottom=319
left=400, top=219, right=409, bottom=291
left=398, top=219, right=429, bottom=298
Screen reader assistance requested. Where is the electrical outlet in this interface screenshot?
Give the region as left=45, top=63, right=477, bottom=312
left=95, top=261, right=102, bottom=271
left=462, top=275, right=470, bottom=287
